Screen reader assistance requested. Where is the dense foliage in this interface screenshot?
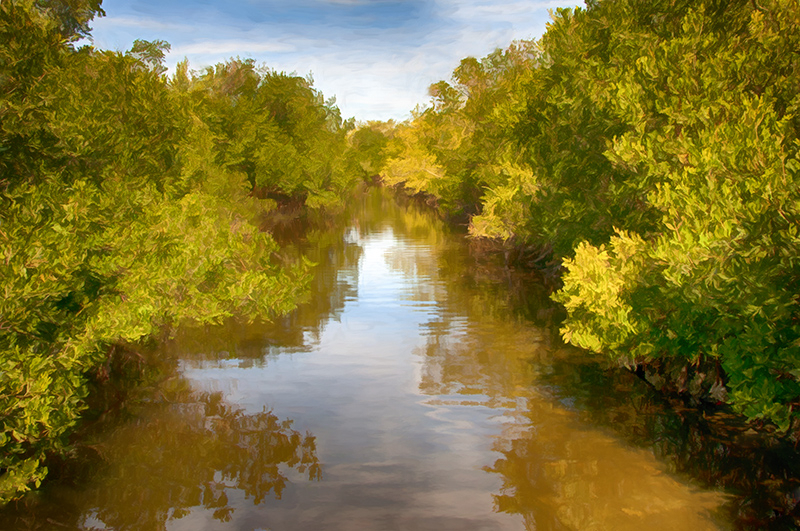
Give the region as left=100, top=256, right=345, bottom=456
left=382, top=0, right=800, bottom=433
left=4, top=0, right=800, bottom=507
left=0, top=0, right=360, bottom=502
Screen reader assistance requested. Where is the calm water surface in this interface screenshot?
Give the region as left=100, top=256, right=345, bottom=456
left=3, top=189, right=734, bottom=530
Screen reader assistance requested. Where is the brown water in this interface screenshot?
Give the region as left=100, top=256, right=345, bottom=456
left=2, top=188, right=739, bottom=530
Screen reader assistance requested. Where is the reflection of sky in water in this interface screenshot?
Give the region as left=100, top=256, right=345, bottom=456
left=0, top=190, right=727, bottom=530
left=0, top=192, right=759, bottom=530
left=176, top=213, right=728, bottom=531
left=179, top=224, right=522, bottom=529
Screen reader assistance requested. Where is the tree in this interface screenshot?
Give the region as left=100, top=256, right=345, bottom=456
left=127, top=39, right=171, bottom=75
left=383, top=0, right=800, bottom=432
left=34, top=0, right=104, bottom=41
left=1, top=0, right=355, bottom=502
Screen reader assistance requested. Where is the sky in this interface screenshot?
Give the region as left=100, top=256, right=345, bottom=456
left=87, top=0, right=583, bottom=123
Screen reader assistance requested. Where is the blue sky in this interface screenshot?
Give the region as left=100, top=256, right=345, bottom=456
left=87, top=0, right=583, bottom=122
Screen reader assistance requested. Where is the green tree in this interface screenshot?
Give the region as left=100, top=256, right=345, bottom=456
left=1, top=0, right=355, bottom=502
left=555, top=0, right=800, bottom=431
left=127, top=38, right=171, bottom=75
left=385, top=0, right=800, bottom=432
left=177, top=59, right=357, bottom=209
left=34, top=0, right=104, bottom=41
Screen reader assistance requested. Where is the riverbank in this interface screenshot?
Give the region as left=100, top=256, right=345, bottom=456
left=1, top=187, right=797, bottom=529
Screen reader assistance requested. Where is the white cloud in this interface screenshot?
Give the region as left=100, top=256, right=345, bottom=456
left=445, top=0, right=578, bottom=19
left=90, top=0, right=583, bottom=121
left=172, top=39, right=295, bottom=56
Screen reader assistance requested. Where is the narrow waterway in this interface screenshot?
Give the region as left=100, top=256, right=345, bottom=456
left=4, top=188, right=742, bottom=530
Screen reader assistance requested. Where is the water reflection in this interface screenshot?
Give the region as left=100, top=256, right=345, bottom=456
left=5, top=187, right=794, bottom=530
left=389, top=191, right=795, bottom=529
left=406, top=286, right=728, bottom=529
left=1, top=378, right=320, bottom=530
left=538, top=355, right=800, bottom=529
left=163, top=197, right=367, bottom=364
left=487, top=409, right=723, bottom=531
left=367, top=191, right=730, bottom=530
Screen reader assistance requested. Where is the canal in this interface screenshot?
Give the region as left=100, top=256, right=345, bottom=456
left=5, top=187, right=787, bottom=530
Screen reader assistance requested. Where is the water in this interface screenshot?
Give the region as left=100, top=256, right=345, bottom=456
left=2, top=188, right=744, bottom=530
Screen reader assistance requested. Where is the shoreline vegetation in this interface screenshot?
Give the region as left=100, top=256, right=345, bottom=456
left=379, top=0, right=800, bottom=438
left=1, top=0, right=373, bottom=502
left=2, top=0, right=799, bottom=523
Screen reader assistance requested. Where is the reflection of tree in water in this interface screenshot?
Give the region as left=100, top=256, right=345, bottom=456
left=484, top=379, right=727, bottom=531
left=377, top=185, right=560, bottom=331
left=1, top=378, right=321, bottom=530
left=417, top=320, right=731, bottom=530
left=160, top=192, right=368, bottom=363
left=167, top=186, right=484, bottom=365
left=417, top=320, right=553, bottom=405
left=536, top=356, right=800, bottom=530
left=420, top=306, right=799, bottom=529
left=388, top=197, right=797, bottom=529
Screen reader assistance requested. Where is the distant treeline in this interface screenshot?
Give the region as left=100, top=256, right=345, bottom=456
left=380, top=0, right=800, bottom=435
left=0, top=0, right=376, bottom=502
